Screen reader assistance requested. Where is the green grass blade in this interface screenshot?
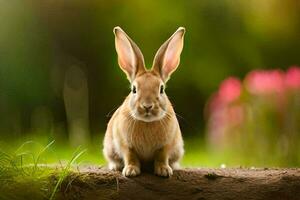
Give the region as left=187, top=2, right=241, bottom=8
left=34, top=140, right=55, bottom=172
left=49, top=148, right=87, bottom=200
left=15, top=141, right=35, bottom=154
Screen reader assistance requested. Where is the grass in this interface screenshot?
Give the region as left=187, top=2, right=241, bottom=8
left=0, top=138, right=89, bottom=200
left=49, top=147, right=87, bottom=200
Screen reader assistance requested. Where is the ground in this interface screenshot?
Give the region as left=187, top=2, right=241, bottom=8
left=2, top=166, right=300, bottom=200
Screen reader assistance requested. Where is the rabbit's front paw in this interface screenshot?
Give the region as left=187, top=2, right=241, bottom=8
left=108, top=162, right=123, bottom=171
left=122, top=165, right=141, bottom=177
left=154, top=163, right=173, bottom=177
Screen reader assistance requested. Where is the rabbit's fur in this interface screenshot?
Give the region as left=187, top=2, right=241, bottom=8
left=103, top=27, right=185, bottom=177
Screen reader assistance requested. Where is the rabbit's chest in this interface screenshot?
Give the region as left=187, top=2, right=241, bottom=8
left=127, top=127, right=168, bottom=161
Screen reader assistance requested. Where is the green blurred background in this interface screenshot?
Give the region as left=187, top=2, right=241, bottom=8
left=1, top=0, right=300, bottom=167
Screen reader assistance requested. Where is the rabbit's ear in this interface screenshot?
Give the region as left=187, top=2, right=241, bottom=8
left=152, top=27, right=185, bottom=82
left=114, top=27, right=146, bottom=81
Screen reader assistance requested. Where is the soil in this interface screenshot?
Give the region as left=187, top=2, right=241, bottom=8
left=53, top=166, right=300, bottom=200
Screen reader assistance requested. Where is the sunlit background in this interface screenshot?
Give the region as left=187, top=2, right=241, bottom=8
left=1, top=0, right=300, bottom=167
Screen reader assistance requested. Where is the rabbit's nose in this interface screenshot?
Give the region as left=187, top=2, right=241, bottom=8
left=142, top=103, right=154, bottom=112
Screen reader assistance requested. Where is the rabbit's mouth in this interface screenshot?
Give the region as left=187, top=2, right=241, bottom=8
left=131, top=109, right=166, bottom=122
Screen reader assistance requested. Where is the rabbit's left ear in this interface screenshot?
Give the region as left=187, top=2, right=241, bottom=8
left=152, top=27, right=185, bottom=82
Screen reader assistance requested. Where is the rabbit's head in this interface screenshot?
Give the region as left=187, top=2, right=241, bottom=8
left=113, top=27, right=185, bottom=122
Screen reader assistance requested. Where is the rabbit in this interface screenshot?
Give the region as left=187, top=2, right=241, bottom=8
left=103, top=26, right=185, bottom=177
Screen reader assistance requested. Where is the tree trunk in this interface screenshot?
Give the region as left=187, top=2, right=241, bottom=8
left=55, top=167, right=300, bottom=200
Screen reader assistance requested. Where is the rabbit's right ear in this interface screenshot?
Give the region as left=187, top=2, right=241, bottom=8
left=113, top=27, right=146, bottom=81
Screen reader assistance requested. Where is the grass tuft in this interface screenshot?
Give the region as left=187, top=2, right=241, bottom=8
left=49, top=147, right=87, bottom=200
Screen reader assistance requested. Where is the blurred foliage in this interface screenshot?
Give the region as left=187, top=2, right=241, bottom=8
left=0, top=0, right=300, bottom=166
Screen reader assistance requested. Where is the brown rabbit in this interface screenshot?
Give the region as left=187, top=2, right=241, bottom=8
left=103, top=26, right=185, bottom=177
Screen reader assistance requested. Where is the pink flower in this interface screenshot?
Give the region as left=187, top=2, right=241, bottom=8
left=206, top=77, right=243, bottom=145
left=218, top=77, right=242, bottom=104
left=205, top=77, right=241, bottom=117
left=285, top=66, right=300, bottom=90
left=244, top=69, right=285, bottom=95
left=204, top=77, right=242, bottom=117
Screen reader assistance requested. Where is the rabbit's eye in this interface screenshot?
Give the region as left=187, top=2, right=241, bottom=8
left=132, top=85, right=137, bottom=94
left=160, top=85, right=164, bottom=94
